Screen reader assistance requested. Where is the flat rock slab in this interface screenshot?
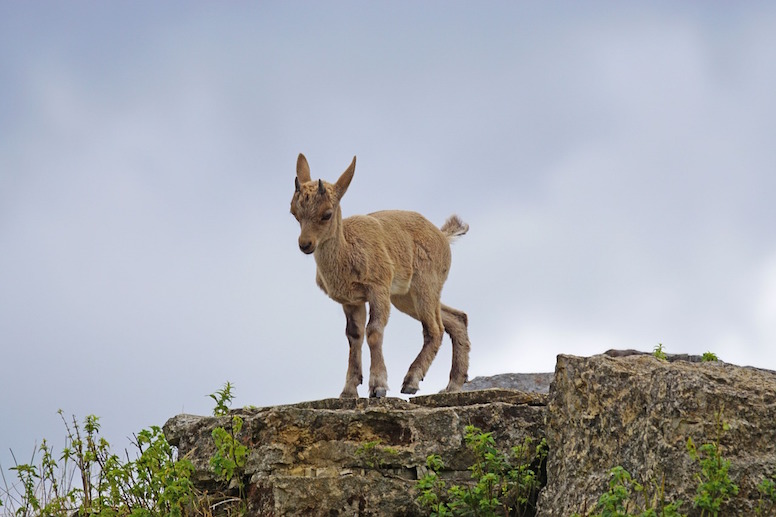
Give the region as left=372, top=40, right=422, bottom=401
left=164, top=389, right=546, bottom=516
left=463, top=372, right=554, bottom=394
left=411, top=388, right=547, bottom=407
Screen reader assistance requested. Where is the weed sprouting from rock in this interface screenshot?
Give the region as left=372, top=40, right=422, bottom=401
left=355, top=440, right=398, bottom=470
left=701, top=352, right=719, bottom=362
left=686, top=410, right=739, bottom=517
left=416, top=425, right=547, bottom=517
left=653, top=343, right=668, bottom=361
left=579, top=466, right=685, bottom=517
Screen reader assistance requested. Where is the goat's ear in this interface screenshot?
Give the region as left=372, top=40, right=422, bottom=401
left=296, top=153, right=311, bottom=184
left=334, top=156, right=356, bottom=199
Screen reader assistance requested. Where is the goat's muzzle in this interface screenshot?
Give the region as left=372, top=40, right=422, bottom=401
left=299, top=240, right=315, bottom=254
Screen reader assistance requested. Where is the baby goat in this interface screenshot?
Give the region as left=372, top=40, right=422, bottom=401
left=290, top=153, right=471, bottom=398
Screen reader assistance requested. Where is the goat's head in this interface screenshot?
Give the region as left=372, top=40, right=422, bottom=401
left=290, top=153, right=356, bottom=254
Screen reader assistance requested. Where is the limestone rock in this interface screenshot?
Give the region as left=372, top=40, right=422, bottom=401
left=164, top=352, right=776, bottom=515
left=537, top=353, right=776, bottom=516
left=462, top=372, right=554, bottom=394
left=164, top=391, right=545, bottom=516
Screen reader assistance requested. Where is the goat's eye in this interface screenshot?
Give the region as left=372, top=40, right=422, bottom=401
left=321, top=211, right=333, bottom=222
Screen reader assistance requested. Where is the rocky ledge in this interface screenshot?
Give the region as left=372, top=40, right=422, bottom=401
left=165, top=389, right=544, bottom=515
left=164, top=352, right=776, bottom=516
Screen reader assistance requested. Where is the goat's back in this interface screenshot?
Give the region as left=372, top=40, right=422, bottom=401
left=344, top=209, right=452, bottom=275
left=367, top=210, right=450, bottom=252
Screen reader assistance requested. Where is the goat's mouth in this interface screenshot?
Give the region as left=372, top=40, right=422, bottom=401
left=299, top=241, right=316, bottom=254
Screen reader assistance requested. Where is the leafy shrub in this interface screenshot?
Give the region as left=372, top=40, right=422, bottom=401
left=208, top=381, right=247, bottom=486
left=1, top=382, right=247, bottom=516
left=2, top=411, right=195, bottom=516
left=686, top=439, right=738, bottom=516
left=416, top=425, right=547, bottom=517
left=685, top=410, right=739, bottom=517
left=756, top=475, right=776, bottom=516
left=210, top=417, right=247, bottom=486
left=581, top=466, right=685, bottom=517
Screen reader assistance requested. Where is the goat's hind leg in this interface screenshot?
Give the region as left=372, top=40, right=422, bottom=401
left=396, top=292, right=445, bottom=395
left=440, top=303, right=470, bottom=393
left=340, top=303, right=366, bottom=399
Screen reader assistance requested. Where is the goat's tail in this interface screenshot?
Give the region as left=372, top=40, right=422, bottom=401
left=440, top=214, right=469, bottom=243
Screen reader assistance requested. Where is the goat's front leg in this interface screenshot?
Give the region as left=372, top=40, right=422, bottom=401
left=366, top=289, right=391, bottom=398
left=340, top=303, right=366, bottom=398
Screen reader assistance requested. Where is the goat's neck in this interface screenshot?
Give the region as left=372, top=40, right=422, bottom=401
left=314, top=210, right=349, bottom=269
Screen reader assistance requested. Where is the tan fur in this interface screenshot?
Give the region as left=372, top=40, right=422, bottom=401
left=290, top=153, right=471, bottom=398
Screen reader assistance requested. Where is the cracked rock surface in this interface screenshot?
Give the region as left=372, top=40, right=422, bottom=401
left=164, top=389, right=545, bottom=516
left=537, top=353, right=776, bottom=516
left=164, top=352, right=776, bottom=516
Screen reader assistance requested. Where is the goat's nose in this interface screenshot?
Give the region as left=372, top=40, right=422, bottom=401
left=299, top=241, right=314, bottom=254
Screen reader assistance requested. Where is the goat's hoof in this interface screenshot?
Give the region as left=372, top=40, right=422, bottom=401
left=439, top=385, right=462, bottom=394
left=369, top=387, right=387, bottom=398
left=339, top=390, right=359, bottom=399
left=400, top=384, right=419, bottom=395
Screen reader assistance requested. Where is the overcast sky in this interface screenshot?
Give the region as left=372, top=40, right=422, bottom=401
left=2, top=1, right=775, bottom=487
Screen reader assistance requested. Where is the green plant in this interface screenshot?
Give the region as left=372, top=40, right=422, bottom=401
left=701, top=352, right=719, bottom=362
left=129, top=426, right=196, bottom=515
left=653, top=344, right=667, bottom=361
left=686, top=411, right=739, bottom=517
left=416, top=454, right=452, bottom=517
left=8, top=462, right=41, bottom=515
left=355, top=440, right=398, bottom=470
left=210, top=416, right=248, bottom=485
left=207, top=382, right=248, bottom=516
left=756, top=475, right=776, bottom=516
left=209, top=380, right=236, bottom=416
left=1, top=411, right=196, bottom=516
left=582, top=466, right=685, bottom=517
left=593, top=466, right=635, bottom=516
left=416, top=426, right=547, bottom=517
left=1, top=381, right=261, bottom=516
